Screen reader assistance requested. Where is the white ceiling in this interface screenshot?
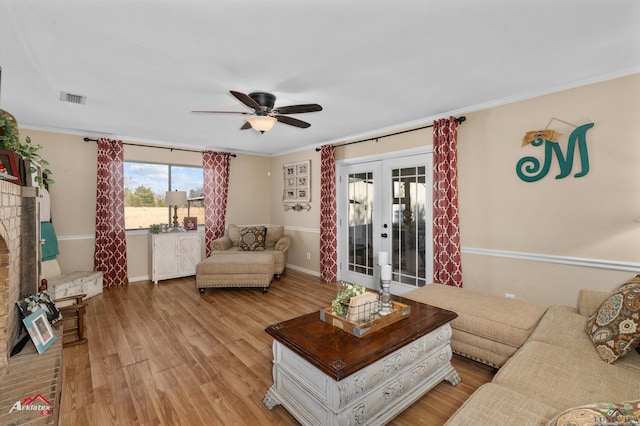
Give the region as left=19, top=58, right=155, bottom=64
left=1, top=0, right=639, bottom=156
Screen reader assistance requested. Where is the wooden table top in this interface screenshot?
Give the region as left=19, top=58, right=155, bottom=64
left=265, top=296, right=457, bottom=381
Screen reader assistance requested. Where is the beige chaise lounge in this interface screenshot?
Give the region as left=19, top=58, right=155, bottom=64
left=403, top=276, right=640, bottom=425
left=210, top=224, right=291, bottom=277
left=195, top=224, right=292, bottom=294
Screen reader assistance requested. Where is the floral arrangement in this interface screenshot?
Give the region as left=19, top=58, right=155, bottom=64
left=331, top=282, right=367, bottom=316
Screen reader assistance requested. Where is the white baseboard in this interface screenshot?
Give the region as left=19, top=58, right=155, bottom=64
left=286, top=264, right=321, bottom=277
left=126, top=267, right=321, bottom=284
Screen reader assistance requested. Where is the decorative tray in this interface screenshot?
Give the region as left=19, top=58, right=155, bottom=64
left=319, top=301, right=411, bottom=338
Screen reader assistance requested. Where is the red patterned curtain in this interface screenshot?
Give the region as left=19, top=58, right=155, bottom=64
left=94, top=138, right=128, bottom=287
left=320, top=145, right=338, bottom=282
left=433, top=117, right=462, bottom=287
left=202, top=151, right=231, bottom=257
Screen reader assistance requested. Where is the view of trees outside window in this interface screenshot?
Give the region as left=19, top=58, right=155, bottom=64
left=123, top=162, right=204, bottom=230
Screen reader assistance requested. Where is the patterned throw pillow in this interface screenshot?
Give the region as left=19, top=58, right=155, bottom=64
left=238, top=226, right=266, bottom=251
left=585, top=276, right=640, bottom=363
left=618, top=274, right=640, bottom=292
left=549, top=400, right=640, bottom=426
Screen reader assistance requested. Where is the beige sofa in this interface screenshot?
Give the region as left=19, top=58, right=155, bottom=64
left=404, top=277, right=640, bottom=425
left=208, top=224, right=292, bottom=278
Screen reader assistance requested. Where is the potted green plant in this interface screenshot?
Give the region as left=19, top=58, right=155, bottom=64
left=148, top=224, right=163, bottom=234
left=0, top=109, right=53, bottom=188
left=0, top=109, right=19, bottom=149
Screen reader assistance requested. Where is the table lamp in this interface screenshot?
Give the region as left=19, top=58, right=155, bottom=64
left=165, top=190, right=187, bottom=232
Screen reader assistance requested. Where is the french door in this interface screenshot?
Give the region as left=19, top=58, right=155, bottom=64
left=338, top=153, right=432, bottom=294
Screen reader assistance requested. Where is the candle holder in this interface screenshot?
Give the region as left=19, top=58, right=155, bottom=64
left=379, top=279, right=393, bottom=315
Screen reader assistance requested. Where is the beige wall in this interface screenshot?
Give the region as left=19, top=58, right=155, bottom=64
left=457, top=74, right=640, bottom=306
left=19, top=73, right=640, bottom=306
left=269, top=150, right=322, bottom=275
left=20, top=132, right=98, bottom=274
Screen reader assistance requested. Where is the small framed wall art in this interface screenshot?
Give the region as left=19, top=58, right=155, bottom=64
left=0, top=148, right=20, bottom=184
left=283, top=160, right=310, bottom=203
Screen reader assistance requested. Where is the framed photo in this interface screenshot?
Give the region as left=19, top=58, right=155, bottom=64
left=282, top=160, right=310, bottom=203
left=0, top=148, right=20, bottom=184
left=183, top=216, right=197, bottom=231
left=16, top=291, right=61, bottom=325
left=284, top=177, right=295, bottom=188
left=23, top=309, right=56, bottom=354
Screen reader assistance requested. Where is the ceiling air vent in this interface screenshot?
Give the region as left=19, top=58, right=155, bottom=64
left=60, top=91, right=86, bottom=104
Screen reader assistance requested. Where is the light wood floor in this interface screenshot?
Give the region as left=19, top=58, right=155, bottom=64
left=60, top=269, right=495, bottom=425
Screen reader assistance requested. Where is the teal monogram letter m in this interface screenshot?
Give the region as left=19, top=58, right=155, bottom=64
left=517, top=123, right=594, bottom=182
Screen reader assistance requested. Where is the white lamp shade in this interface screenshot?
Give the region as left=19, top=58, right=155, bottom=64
left=246, top=115, right=276, bottom=133
left=165, top=190, right=187, bottom=206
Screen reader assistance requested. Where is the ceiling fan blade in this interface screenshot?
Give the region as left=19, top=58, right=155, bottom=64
left=230, top=90, right=262, bottom=112
left=274, top=104, right=323, bottom=115
left=240, top=121, right=252, bottom=130
left=191, top=110, right=250, bottom=114
left=275, top=115, right=311, bottom=128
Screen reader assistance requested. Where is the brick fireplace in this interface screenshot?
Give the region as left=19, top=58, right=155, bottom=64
left=0, top=180, right=38, bottom=365
left=0, top=180, right=24, bottom=366
left=0, top=180, right=63, bottom=426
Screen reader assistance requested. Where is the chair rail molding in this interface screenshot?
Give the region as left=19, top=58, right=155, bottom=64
left=57, top=234, right=95, bottom=241
left=462, top=246, right=640, bottom=273
left=283, top=225, right=319, bottom=234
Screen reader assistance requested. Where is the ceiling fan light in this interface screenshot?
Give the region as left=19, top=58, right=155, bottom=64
left=246, top=116, right=276, bottom=133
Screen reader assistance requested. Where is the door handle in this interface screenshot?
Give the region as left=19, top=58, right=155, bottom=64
left=381, top=233, right=388, bottom=238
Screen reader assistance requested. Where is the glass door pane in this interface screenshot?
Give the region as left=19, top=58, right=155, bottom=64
left=347, top=171, right=374, bottom=276
left=389, top=163, right=430, bottom=289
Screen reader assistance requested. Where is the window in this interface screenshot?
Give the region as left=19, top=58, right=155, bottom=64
left=123, top=161, right=204, bottom=230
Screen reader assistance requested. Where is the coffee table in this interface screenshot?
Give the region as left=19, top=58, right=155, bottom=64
left=262, top=296, right=460, bottom=425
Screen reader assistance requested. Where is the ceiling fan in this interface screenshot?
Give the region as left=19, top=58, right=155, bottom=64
left=192, top=90, right=322, bottom=134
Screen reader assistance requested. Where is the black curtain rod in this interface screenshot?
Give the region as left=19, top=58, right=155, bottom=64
left=83, top=137, right=237, bottom=157
left=315, top=116, right=466, bottom=151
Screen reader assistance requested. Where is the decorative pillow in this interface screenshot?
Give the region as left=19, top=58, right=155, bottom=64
left=548, top=400, right=640, bottom=426
left=238, top=226, right=266, bottom=251
left=617, top=274, right=640, bottom=292
left=265, top=225, right=284, bottom=247
left=585, top=279, right=640, bottom=363
left=578, top=288, right=613, bottom=317
left=227, top=224, right=241, bottom=246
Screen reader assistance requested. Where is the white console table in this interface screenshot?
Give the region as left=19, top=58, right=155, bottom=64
left=149, top=231, right=203, bottom=284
